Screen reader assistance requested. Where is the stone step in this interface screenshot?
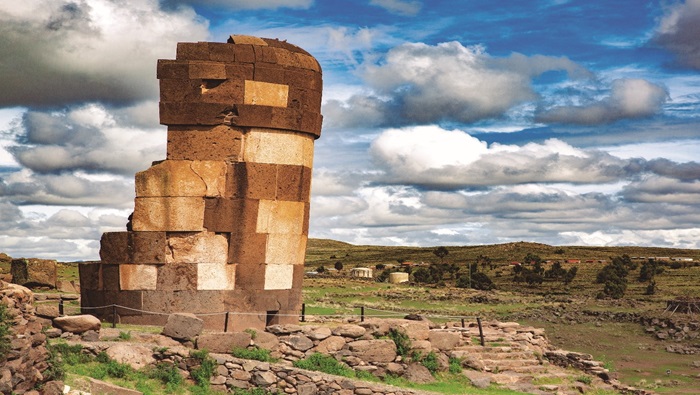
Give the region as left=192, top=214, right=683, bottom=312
left=479, top=358, right=543, bottom=370
left=461, top=351, right=536, bottom=360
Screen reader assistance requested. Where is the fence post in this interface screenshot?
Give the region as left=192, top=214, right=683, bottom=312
left=461, top=318, right=465, bottom=328
left=360, top=306, right=365, bottom=322
left=224, top=312, right=230, bottom=332
left=112, top=305, right=117, bottom=328
left=477, top=317, right=485, bottom=346
left=301, top=303, right=306, bottom=322
left=59, top=298, right=64, bottom=316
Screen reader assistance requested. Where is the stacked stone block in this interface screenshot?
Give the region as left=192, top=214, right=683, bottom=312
left=80, top=35, right=322, bottom=330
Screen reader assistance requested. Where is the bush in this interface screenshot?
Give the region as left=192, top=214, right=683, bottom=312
left=105, top=360, right=133, bottom=379
left=0, top=303, right=11, bottom=361
left=419, top=352, right=439, bottom=375
left=189, top=349, right=216, bottom=388
left=231, top=346, right=275, bottom=362
left=293, top=353, right=355, bottom=377
left=448, top=357, right=462, bottom=374
left=387, top=328, right=412, bottom=356
left=149, top=362, right=183, bottom=390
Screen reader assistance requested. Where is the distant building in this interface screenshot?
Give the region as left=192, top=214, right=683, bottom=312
left=350, top=267, right=373, bottom=278
left=567, top=259, right=581, bottom=264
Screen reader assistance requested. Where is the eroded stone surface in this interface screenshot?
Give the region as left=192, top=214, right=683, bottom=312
left=85, top=35, right=322, bottom=330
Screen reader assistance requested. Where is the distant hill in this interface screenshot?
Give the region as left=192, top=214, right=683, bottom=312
left=304, top=239, right=700, bottom=267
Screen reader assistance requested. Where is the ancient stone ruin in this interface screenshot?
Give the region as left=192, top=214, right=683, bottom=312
left=79, top=35, right=322, bottom=330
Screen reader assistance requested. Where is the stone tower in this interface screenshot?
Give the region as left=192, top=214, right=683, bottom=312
left=79, top=35, right=322, bottom=330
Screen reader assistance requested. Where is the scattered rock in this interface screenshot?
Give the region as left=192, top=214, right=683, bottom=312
left=53, top=314, right=101, bottom=334
left=197, top=332, right=251, bottom=353
left=332, top=324, right=366, bottom=338
left=266, top=324, right=302, bottom=335
left=403, top=363, right=435, bottom=384
left=81, top=330, right=100, bottom=342
left=162, top=313, right=203, bottom=341
left=105, top=344, right=156, bottom=370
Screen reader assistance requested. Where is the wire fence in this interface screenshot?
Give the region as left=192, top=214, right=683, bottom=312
left=46, top=297, right=486, bottom=344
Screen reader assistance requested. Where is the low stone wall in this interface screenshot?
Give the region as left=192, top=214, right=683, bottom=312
left=0, top=281, right=62, bottom=395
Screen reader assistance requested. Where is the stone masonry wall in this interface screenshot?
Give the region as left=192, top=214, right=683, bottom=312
left=80, top=35, right=323, bottom=331
left=0, top=281, right=62, bottom=395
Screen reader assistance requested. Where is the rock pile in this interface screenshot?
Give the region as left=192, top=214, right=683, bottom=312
left=0, top=281, right=62, bottom=394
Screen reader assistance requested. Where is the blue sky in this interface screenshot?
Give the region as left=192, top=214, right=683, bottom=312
left=1, top=0, right=700, bottom=261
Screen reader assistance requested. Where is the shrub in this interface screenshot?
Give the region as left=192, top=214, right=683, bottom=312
left=231, top=346, right=275, bottom=362
left=387, top=328, right=412, bottom=356
left=293, top=353, right=355, bottom=377
left=0, top=303, right=11, bottom=361
left=576, top=375, right=592, bottom=385
left=43, top=343, right=66, bottom=381
left=105, top=360, right=132, bottom=379
left=448, top=357, right=462, bottom=374
left=420, top=352, right=439, bottom=375
left=190, top=349, right=216, bottom=388
left=244, top=328, right=257, bottom=340
left=149, top=362, right=183, bottom=390
left=118, top=331, right=132, bottom=341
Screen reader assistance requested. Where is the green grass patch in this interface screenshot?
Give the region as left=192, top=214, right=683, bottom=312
left=231, top=346, right=276, bottom=362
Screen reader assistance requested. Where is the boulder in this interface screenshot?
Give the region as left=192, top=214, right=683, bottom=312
left=332, top=324, right=366, bottom=338
left=282, top=334, right=314, bottom=351
left=266, top=324, right=302, bottom=335
left=347, top=339, right=397, bottom=363
left=36, top=304, right=60, bottom=318
left=162, top=313, right=203, bottom=340
left=403, top=363, right=435, bottom=383
left=90, top=378, right=143, bottom=395
left=197, top=332, right=251, bottom=353
left=251, top=330, right=279, bottom=350
left=56, top=280, right=80, bottom=294
left=428, top=331, right=461, bottom=350
left=10, top=258, right=57, bottom=288
left=105, top=344, right=156, bottom=370
left=315, top=336, right=347, bottom=354
left=53, top=315, right=101, bottom=334
left=302, top=325, right=332, bottom=340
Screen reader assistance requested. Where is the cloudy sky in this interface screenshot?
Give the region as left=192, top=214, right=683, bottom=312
left=1, top=0, right=700, bottom=261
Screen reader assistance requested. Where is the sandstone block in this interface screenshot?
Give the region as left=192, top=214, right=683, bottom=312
left=265, top=233, right=306, bottom=265
left=235, top=263, right=266, bottom=290
left=159, top=102, right=234, bottom=126
left=157, top=59, right=189, bottom=79
left=159, top=78, right=202, bottom=102
left=244, top=80, right=289, bottom=107
left=254, top=63, right=287, bottom=84
left=120, top=265, right=157, bottom=291
left=225, top=63, right=255, bottom=80
left=99, top=232, right=130, bottom=264
left=79, top=263, right=101, bottom=290
left=264, top=264, right=294, bottom=290
left=254, top=45, right=278, bottom=63
left=104, top=344, right=156, bottom=370
left=302, top=326, right=332, bottom=340
left=156, top=262, right=197, bottom=291
left=200, top=78, right=246, bottom=104
left=197, top=262, right=236, bottom=290
left=133, top=197, right=205, bottom=231
left=229, top=35, right=268, bottom=46
left=282, top=333, right=313, bottom=351
left=102, top=264, right=121, bottom=290
left=251, top=330, right=279, bottom=350
left=53, top=314, right=101, bottom=334
left=197, top=332, right=252, bottom=353
left=165, top=232, right=228, bottom=264
left=429, top=331, right=462, bottom=350
left=229, top=233, right=267, bottom=266
left=403, top=363, right=435, bottom=384
left=243, top=128, right=314, bottom=167
left=11, top=258, right=57, bottom=288
left=189, top=61, right=227, bottom=80
left=232, top=44, right=255, bottom=63
left=207, top=42, right=235, bottom=62
left=162, top=312, right=203, bottom=340
left=176, top=42, right=210, bottom=60
left=136, top=160, right=226, bottom=198
left=203, top=198, right=259, bottom=233
left=131, top=232, right=167, bottom=264
left=257, top=200, right=306, bottom=235
left=236, top=162, right=277, bottom=200
left=167, top=125, right=244, bottom=161
left=347, top=339, right=397, bottom=363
